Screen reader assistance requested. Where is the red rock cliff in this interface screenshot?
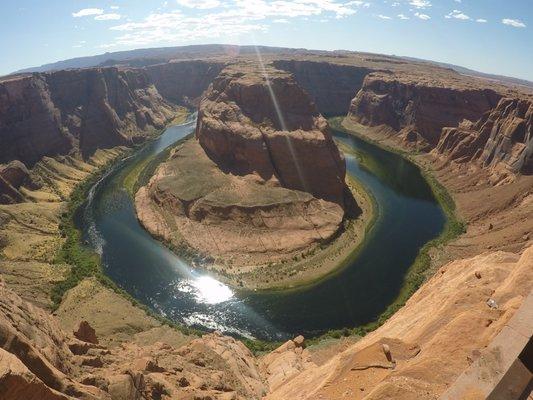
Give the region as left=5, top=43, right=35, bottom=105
left=145, top=60, right=226, bottom=105
left=0, top=67, right=176, bottom=166
left=196, top=64, right=347, bottom=206
left=273, top=60, right=372, bottom=116
left=348, top=71, right=502, bottom=146
left=435, top=98, right=533, bottom=174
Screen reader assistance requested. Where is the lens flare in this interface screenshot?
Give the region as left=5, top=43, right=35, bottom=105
left=254, top=46, right=309, bottom=193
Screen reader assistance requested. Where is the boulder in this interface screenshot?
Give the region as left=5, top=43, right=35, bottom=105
left=73, top=321, right=98, bottom=345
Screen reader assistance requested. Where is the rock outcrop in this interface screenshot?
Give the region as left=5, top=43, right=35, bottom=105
left=267, top=245, right=533, bottom=400
left=348, top=71, right=502, bottom=147
left=0, top=160, right=42, bottom=204
left=196, top=64, right=347, bottom=205
left=0, top=277, right=271, bottom=399
left=136, top=64, right=350, bottom=270
left=0, top=67, right=176, bottom=166
left=435, top=98, right=533, bottom=174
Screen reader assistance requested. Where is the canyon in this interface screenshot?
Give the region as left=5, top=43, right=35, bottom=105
left=0, top=45, right=532, bottom=399
left=134, top=63, right=361, bottom=286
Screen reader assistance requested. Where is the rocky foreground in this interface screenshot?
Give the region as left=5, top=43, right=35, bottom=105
left=1, top=244, right=530, bottom=400
left=135, top=63, right=354, bottom=276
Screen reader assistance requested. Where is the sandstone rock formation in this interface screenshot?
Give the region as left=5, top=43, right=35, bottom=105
left=196, top=64, right=347, bottom=206
left=435, top=97, right=532, bottom=174
left=273, top=59, right=372, bottom=115
left=348, top=71, right=502, bottom=146
left=146, top=60, right=226, bottom=105
left=267, top=245, right=533, bottom=400
left=0, top=67, right=176, bottom=166
left=136, top=64, right=350, bottom=269
left=0, top=161, right=31, bottom=203
left=0, top=278, right=271, bottom=399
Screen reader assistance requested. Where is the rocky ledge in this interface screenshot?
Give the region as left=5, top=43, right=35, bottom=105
left=348, top=71, right=503, bottom=148
left=435, top=97, right=532, bottom=176
left=136, top=63, right=354, bottom=276
left=0, top=68, right=177, bottom=167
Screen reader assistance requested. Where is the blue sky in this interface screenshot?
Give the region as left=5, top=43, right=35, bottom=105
left=1, top=0, right=531, bottom=80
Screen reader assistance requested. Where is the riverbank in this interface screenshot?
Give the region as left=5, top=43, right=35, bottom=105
left=337, top=116, right=464, bottom=279
left=133, top=134, right=377, bottom=291
left=340, top=116, right=532, bottom=264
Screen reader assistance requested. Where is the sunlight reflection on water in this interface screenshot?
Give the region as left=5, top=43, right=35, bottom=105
left=176, top=276, right=234, bottom=305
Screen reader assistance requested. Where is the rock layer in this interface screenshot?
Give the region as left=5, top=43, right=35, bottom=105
left=146, top=60, right=226, bottom=105
left=196, top=64, right=347, bottom=206
left=348, top=71, right=502, bottom=146
left=435, top=98, right=533, bottom=174
left=136, top=64, right=349, bottom=268
left=273, top=59, right=372, bottom=116
left=0, top=67, right=176, bottom=166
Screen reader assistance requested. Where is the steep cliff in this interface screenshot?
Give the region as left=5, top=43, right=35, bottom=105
left=435, top=98, right=533, bottom=174
left=136, top=64, right=355, bottom=279
left=0, top=67, right=177, bottom=166
left=273, top=59, right=372, bottom=116
left=145, top=60, right=226, bottom=105
left=196, top=64, right=347, bottom=205
left=348, top=71, right=502, bottom=147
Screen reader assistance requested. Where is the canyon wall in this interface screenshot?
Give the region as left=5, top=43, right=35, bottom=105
left=145, top=60, right=226, bottom=105
left=273, top=60, right=372, bottom=116
left=0, top=67, right=177, bottom=166
left=196, top=64, right=347, bottom=205
left=136, top=63, right=352, bottom=274
left=435, top=97, right=533, bottom=174
left=348, top=71, right=502, bottom=146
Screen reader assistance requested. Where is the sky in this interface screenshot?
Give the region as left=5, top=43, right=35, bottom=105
left=1, top=0, right=531, bottom=80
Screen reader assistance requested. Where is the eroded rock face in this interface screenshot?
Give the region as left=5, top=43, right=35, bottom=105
left=136, top=64, right=349, bottom=267
left=0, top=278, right=268, bottom=400
left=146, top=60, right=226, bottom=105
left=0, top=67, right=176, bottom=166
left=348, top=72, right=502, bottom=146
left=0, top=160, right=40, bottom=204
left=196, top=64, right=347, bottom=206
left=273, top=59, right=372, bottom=116
left=0, top=280, right=106, bottom=399
left=436, top=98, right=533, bottom=174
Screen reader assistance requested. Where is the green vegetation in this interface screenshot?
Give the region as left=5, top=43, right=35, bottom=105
left=52, top=111, right=203, bottom=337
left=52, top=153, right=203, bottom=337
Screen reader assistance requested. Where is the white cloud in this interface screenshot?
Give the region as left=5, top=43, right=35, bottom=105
left=414, top=12, right=430, bottom=20
left=107, top=1, right=365, bottom=47
left=453, top=0, right=461, bottom=2
left=273, top=18, right=289, bottom=23
left=502, top=18, right=526, bottom=28
left=397, top=13, right=409, bottom=19
left=346, top=1, right=370, bottom=8
left=476, top=18, right=487, bottom=23
left=409, top=0, right=431, bottom=9
left=110, top=5, right=119, bottom=10
left=391, top=2, right=400, bottom=6
left=72, top=8, right=104, bottom=17
left=95, top=13, right=122, bottom=20
left=72, top=40, right=86, bottom=48
left=378, top=14, right=391, bottom=19
left=177, top=0, right=221, bottom=9
left=445, top=9, right=470, bottom=20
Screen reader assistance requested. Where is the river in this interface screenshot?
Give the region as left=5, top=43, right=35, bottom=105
left=79, top=115, right=446, bottom=341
